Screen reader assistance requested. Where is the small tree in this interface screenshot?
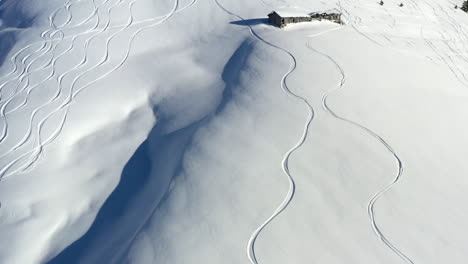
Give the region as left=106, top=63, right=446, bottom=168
left=462, top=0, right=468, bottom=12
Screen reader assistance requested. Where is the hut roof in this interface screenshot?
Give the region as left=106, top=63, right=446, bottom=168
left=273, top=9, right=311, bottom=18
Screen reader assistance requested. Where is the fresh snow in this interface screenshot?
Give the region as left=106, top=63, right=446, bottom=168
left=1, top=0, right=468, bottom=263
left=273, top=9, right=312, bottom=18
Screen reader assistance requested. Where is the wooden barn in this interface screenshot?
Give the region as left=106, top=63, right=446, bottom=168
left=268, top=9, right=342, bottom=27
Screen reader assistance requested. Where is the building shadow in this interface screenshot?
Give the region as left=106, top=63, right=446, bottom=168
left=230, top=18, right=270, bottom=26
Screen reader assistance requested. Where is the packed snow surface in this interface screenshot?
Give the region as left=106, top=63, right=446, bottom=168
left=1, top=0, right=468, bottom=263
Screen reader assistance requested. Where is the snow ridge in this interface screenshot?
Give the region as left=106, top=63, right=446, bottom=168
left=305, top=41, right=415, bottom=264
left=212, top=1, right=315, bottom=263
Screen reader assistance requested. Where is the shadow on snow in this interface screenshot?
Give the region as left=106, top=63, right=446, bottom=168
left=230, top=18, right=270, bottom=26
left=48, top=39, right=256, bottom=264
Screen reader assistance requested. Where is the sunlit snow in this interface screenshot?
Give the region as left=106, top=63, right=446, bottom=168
left=1, top=0, right=468, bottom=263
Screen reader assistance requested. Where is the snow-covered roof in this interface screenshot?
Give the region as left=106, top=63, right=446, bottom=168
left=273, top=9, right=311, bottom=17
left=272, top=7, right=341, bottom=18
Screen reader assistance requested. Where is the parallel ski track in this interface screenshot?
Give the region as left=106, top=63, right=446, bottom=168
left=0, top=0, right=109, bottom=109
left=2, top=4, right=111, bottom=117
left=329, top=1, right=466, bottom=262
left=0, top=0, right=184, bottom=87
left=212, top=1, right=314, bottom=263
left=0, top=0, right=95, bottom=99
left=0, top=0, right=129, bottom=177
left=305, top=37, right=414, bottom=264
left=0, top=0, right=120, bottom=160
left=0, top=0, right=147, bottom=110
left=0, top=2, right=72, bottom=140
left=0, top=0, right=197, bottom=120
left=0, top=0, right=110, bottom=145
left=0, top=0, right=106, bottom=142
left=0, top=0, right=200, bottom=180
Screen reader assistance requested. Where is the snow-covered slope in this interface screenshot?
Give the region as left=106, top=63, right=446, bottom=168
left=1, top=0, right=468, bottom=263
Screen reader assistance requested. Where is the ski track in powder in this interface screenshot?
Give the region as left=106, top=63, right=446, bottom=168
left=0, top=0, right=184, bottom=181
left=212, top=0, right=315, bottom=263
left=0, top=0, right=96, bottom=99
left=0, top=0, right=120, bottom=162
left=0, top=0, right=102, bottom=143
left=0, top=0, right=193, bottom=180
left=0, top=0, right=113, bottom=116
left=0, top=0, right=103, bottom=143
left=0, top=0, right=115, bottom=177
left=305, top=27, right=415, bottom=263
left=4, top=0, right=452, bottom=263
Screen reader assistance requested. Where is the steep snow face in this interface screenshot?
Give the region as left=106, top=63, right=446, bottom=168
left=1, top=0, right=468, bottom=263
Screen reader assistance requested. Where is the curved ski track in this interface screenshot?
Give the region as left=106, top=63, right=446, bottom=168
left=312, top=1, right=468, bottom=262
left=0, top=0, right=126, bottom=176
left=4, top=0, right=462, bottom=263
left=0, top=0, right=200, bottom=180
left=0, top=0, right=112, bottom=157
left=0, top=0, right=118, bottom=159
left=212, top=1, right=315, bottom=263
left=0, top=0, right=101, bottom=99
left=0, top=0, right=104, bottom=140
left=305, top=39, right=414, bottom=264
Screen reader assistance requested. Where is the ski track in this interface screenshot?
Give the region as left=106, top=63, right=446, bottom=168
left=305, top=34, right=415, bottom=263
left=0, top=0, right=126, bottom=177
left=0, top=0, right=195, bottom=120
left=0, top=0, right=107, bottom=108
left=212, top=1, right=315, bottom=263
left=0, top=0, right=181, bottom=90
left=0, top=0, right=199, bottom=180
left=0, top=0, right=87, bottom=97
left=318, top=1, right=467, bottom=262
left=0, top=0, right=182, bottom=87
left=0, top=0, right=119, bottom=160
left=4, top=0, right=465, bottom=262
left=0, top=0, right=103, bottom=146
left=0, top=0, right=103, bottom=142
left=0, top=0, right=126, bottom=109
left=2, top=0, right=196, bottom=119
left=0, top=5, right=69, bottom=141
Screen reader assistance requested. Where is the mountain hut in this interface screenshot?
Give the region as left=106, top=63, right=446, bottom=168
left=268, top=11, right=313, bottom=27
